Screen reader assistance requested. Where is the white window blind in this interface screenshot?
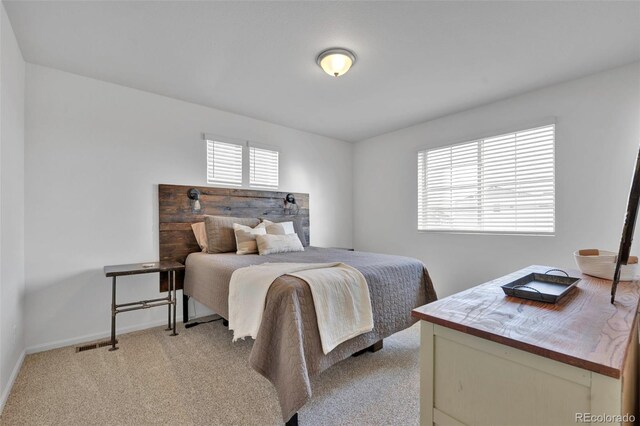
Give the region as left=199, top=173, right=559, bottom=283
left=249, top=145, right=279, bottom=189
left=206, top=139, right=243, bottom=186
left=418, top=124, right=555, bottom=234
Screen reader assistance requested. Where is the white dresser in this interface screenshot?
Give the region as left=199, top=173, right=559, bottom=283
left=412, top=265, right=639, bottom=426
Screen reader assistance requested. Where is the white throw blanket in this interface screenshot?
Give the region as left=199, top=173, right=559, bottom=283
left=228, top=262, right=374, bottom=354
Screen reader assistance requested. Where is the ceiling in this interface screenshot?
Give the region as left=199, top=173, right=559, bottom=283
left=4, top=1, right=640, bottom=142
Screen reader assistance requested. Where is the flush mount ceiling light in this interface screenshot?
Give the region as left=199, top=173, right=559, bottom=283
left=316, top=48, right=356, bottom=77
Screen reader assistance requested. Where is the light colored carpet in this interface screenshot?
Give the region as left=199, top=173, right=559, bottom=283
left=1, top=319, right=420, bottom=425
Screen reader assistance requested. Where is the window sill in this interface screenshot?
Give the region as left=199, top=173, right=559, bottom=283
left=417, top=229, right=555, bottom=237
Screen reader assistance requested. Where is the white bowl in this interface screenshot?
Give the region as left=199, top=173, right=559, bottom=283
left=573, top=249, right=639, bottom=281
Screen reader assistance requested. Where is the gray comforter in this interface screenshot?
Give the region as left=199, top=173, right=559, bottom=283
left=184, top=247, right=437, bottom=421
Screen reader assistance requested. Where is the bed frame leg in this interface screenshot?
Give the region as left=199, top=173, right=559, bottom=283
left=370, top=339, right=383, bottom=353
left=351, top=339, right=384, bottom=357
left=285, top=412, right=298, bottom=426
left=183, top=293, right=189, bottom=324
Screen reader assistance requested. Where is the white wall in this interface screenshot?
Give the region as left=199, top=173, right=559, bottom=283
left=24, top=64, right=353, bottom=351
left=354, top=62, right=640, bottom=298
left=0, top=2, right=25, bottom=407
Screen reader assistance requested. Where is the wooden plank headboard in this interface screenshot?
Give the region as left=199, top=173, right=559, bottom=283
left=158, top=184, right=310, bottom=291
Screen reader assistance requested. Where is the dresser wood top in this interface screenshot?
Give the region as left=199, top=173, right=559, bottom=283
left=412, top=265, right=640, bottom=378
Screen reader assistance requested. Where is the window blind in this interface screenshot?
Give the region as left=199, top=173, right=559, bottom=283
left=250, top=145, right=279, bottom=189
left=206, top=139, right=243, bottom=186
left=418, top=124, right=555, bottom=234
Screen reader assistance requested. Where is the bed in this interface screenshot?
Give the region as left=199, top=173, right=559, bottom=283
left=158, top=184, right=437, bottom=423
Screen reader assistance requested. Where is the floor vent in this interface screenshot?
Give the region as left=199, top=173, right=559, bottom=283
left=75, top=340, right=117, bottom=353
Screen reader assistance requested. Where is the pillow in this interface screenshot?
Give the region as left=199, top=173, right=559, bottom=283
left=256, top=233, right=304, bottom=255
left=260, top=216, right=308, bottom=247
left=191, top=222, right=208, bottom=252
left=262, top=220, right=295, bottom=235
left=204, top=215, right=260, bottom=253
left=233, top=222, right=267, bottom=255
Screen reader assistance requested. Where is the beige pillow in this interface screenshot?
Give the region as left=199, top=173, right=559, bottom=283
left=256, top=233, right=304, bottom=255
left=191, top=222, right=208, bottom=252
left=262, top=220, right=295, bottom=235
left=260, top=216, right=309, bottom=247
left=233, top=222, right=267, bottom=255
left=204, top=215, right=260, bottom=253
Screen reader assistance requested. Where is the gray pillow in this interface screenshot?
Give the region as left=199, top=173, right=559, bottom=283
left=204, top=215, right=260, bottom=253
left=259, top=216, right=308, bottom=247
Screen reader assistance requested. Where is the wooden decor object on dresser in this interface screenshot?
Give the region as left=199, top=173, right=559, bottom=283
left=158, top=184, right=309, bottom=292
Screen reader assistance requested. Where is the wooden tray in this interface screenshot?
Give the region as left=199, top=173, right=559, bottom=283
left=501, top=269, right=581, bottom=303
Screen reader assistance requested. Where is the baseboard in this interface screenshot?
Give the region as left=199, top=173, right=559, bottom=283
left=0, top=349, right=26, bottom=414
left=24, top=311, right=216, bottom=355
left=25, top=317, right=187, bottom=355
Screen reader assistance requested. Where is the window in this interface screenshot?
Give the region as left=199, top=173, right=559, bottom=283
left=418, top=124, right=555, bottom=234
left=249, top=145, right=279, bottom=188
left=207, top=139, right=243, bottom=186
left=205, top=136, right=280, bottom=189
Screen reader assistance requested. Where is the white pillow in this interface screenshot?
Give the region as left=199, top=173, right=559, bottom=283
left=262, top=219, right=295, bottom=235
left=256, top=233, right=304, bottom=255
left=233, top=222, right=267, bottom=255
left=191, top=222, right=208, bottom=252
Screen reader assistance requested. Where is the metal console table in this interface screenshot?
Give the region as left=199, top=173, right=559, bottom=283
left=103, top=260, right=185, bottom=351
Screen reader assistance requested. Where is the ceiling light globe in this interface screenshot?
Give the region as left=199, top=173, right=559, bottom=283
left=316, top=48, right=356, bottom=77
